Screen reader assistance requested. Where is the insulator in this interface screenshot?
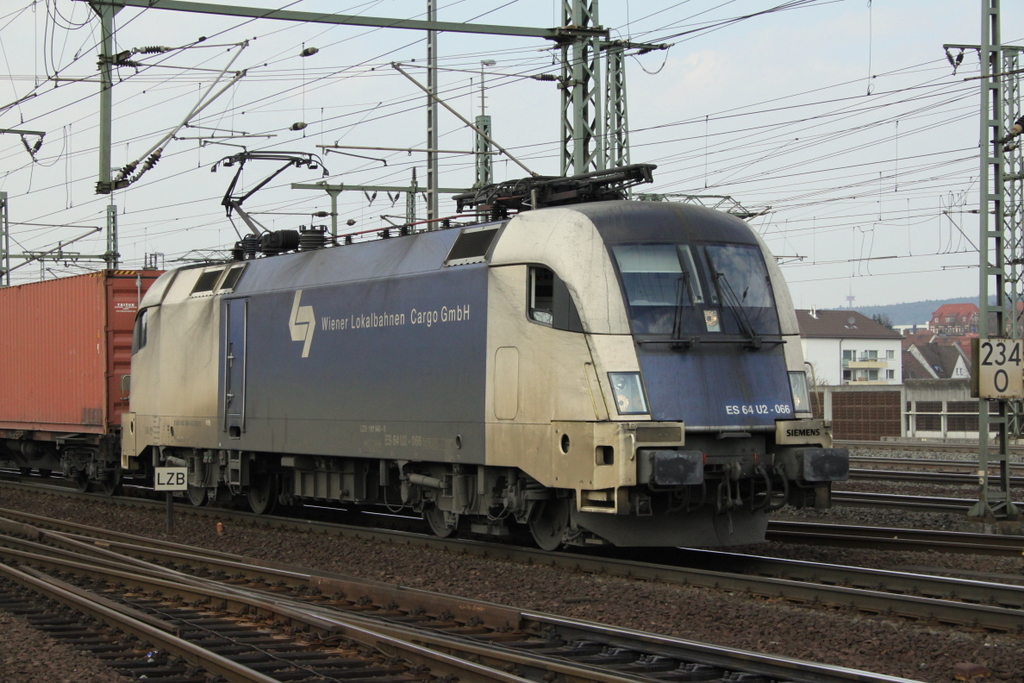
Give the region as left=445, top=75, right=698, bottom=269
left=312, top=211, right=329, bottom=218
left=290, top=122, right=308, bottom=131
left=299, top=225, right=327, bottom=251
left=300, top=47, right=319, bottom=57
left=235, top=234, right=260, bottom=260
left=260, top=229, right=300, bottom=255
left=137, top=46, right=171, bottom=54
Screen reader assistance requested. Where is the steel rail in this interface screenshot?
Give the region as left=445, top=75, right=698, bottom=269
left=836, top=439, right=1024, bottom=453
left=766, top=520, right=1024, bottom=557
left=0, top=561, right=282, bottom=683
left=519, top=613, right=920, bottom=683
left=849, top=468, right=1024, bottom=487
left=831, top=490, right=996, bottom=512
left=850, top=456, right=1019, bottom=471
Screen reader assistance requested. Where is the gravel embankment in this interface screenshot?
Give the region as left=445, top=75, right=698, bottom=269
left=1, top=469, right=1023, bottom=683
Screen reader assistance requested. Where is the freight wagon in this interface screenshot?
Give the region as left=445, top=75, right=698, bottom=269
left=0, top=270, right=162, bottom=492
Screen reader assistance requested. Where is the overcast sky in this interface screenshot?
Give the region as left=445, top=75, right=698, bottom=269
left=0, top=0, right=1008, bottom=310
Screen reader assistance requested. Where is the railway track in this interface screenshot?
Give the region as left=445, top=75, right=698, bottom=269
left=765, top=520, right=1024, bottom=556
left=838, top=439, right=1024, bottom=454
left=830, top=490, right=1010, bottom=513
left=0, top=511, right=919, bottom=683
left=4, top=479, right=1024, bottom=634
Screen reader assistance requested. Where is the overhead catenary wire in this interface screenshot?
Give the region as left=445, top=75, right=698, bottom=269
left=0, top=0, right=991, bottom=305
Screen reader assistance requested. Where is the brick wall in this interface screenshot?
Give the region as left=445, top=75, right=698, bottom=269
left=830, top=390, right=902, bottom=440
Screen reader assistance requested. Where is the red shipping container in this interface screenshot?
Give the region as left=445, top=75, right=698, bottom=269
left=0, top=271, right=162, bottom=436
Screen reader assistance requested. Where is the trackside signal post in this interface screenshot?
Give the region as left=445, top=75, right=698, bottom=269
left=154, top=466, right=187, bottom=530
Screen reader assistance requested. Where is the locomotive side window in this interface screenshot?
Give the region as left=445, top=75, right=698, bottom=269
left=191, top=267, right=224, bottom=295
left=529, top=267, right=583, bottom=332
left=132, top=308, right=149, bottom=354
left=445, top=224, right=502, bottom=266
left=217, top=264, right=246, bottom=292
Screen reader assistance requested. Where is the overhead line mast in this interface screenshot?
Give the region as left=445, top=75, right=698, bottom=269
left=949, top=0, right=1024, bottom=521
left=79, top=1, right=669, bottom=227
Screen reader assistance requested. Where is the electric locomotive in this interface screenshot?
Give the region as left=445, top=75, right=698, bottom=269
left=122, top=166, right=847, bottom=548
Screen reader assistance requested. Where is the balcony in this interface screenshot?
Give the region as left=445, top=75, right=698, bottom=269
left=847, top=359, right=886, bottom=369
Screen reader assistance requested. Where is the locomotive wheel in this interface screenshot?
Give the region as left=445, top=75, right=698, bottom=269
left=529, top=497, right=571, bottom=551
left=187, top=484, right=208, bottom=507
left=423, top=505, right=457, bottom=538
left=247, top=476, right=278, bottom=515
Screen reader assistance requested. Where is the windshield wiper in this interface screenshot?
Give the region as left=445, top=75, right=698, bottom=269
left=669, top=273, right=699, bottom=350
left=713, top=270, right=762, bottom=349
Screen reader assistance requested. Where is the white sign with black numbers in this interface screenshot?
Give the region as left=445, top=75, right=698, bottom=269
left=154, top=467, right=188, bottom=491
left=972, top=338, right=1024, bottom=399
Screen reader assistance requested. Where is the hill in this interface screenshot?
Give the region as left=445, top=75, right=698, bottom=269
left=827, top=298, right=978, bottom=327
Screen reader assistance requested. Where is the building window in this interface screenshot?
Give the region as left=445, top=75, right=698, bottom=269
left=886, top=369, right=895, bottom=380
left=868, top=370, right=878, bottom=381
left=886, top=350, right=895, bottom=360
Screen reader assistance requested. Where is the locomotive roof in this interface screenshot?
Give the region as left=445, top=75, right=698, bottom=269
left=568, top=200, right=760, bottom=246
left=146, top=199, right=762, bottom=313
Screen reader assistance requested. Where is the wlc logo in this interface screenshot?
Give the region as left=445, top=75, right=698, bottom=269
left=289, top=290, right=314, bottom=358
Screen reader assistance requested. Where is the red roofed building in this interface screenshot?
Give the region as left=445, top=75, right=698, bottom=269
left=929, top=303, right=978, bottom=335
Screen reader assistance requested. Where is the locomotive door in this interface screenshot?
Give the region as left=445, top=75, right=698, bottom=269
left=223, top=298, right=248, bottom=437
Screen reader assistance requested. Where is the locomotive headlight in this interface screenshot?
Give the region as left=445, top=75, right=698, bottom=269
left=608, top=372, right=649, bottom=415
left=789, top=371, right=811, bottom=413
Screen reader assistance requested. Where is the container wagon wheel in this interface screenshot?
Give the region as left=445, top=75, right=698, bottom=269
left=75, top=472, right=90, bottom=493
left=37, top=468, right=52, bottom=478
left=423, top=504, right=457, bottom=538
left=529, top=497, right=570, bottom=551
left=18, top=467, right=31, bottom=476
left=100, top=466, right=122, bottom=497
left=247, top=475, right=277, bottom=515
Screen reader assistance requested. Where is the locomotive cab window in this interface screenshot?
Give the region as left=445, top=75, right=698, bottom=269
left=612, top=242, right=779, bottom=337
left=132, top=308, right=149, bottom=354
left=529, top=266, right=583, bottom=332
left=612, top=244, right=704, bottom=335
